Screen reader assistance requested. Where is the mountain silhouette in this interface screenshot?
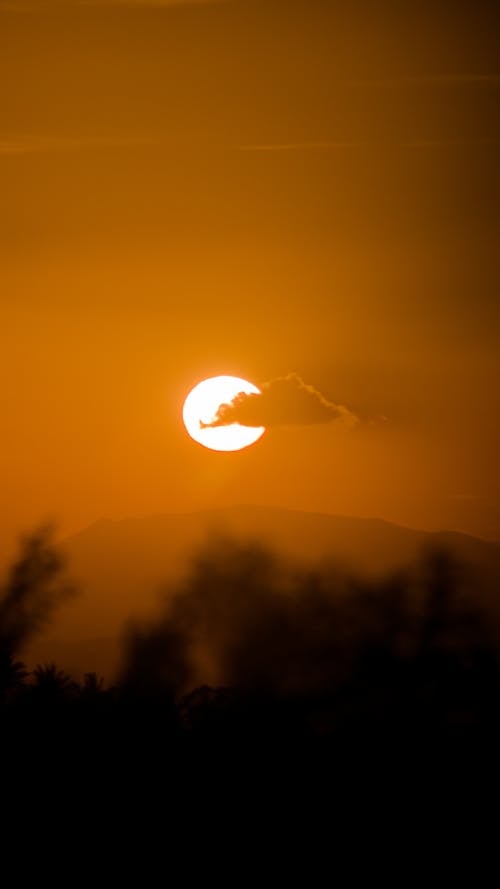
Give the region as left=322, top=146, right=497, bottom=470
left=21, top=505, right=500, bottom=679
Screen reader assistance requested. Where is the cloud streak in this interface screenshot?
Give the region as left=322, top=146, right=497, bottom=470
left=238, top=137, right=500, bottom=152
left=0, top=0, right=227, bottom=10
left=0, top=135, right=157, bottom=154
left=345, top=74, right=500, bottom=88
left=80, top=0, right=228, bottom=6
left=201, top=373, right=358, bottom=430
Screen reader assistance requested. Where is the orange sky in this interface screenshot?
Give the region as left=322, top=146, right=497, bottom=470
left=1, top=0, right=499, bottom=558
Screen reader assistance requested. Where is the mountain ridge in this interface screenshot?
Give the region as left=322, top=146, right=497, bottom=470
left=22, top=503, right=500, bottom=679
left=69, top=502, right=499, bottom=548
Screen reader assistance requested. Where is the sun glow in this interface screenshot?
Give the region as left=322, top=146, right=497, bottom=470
left=182, top=376, right=265, bottom=452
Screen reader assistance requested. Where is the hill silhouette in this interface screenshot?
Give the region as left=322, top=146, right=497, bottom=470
left=21, top=505, right=500, bottom=679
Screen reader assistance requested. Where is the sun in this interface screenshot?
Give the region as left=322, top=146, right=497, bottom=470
left=183, top=375, right=265, bottom=452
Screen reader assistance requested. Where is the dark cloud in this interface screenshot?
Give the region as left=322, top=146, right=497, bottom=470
left=201, top=373, right=358, bottom=429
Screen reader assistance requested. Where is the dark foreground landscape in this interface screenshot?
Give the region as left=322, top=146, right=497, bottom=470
left=2, top=518, right=500, bottom=802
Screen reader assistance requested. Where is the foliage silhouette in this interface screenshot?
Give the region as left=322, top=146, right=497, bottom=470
left=2, top=530, right=500, bottom=773
left=0, top=526, right=75, bottom=706
left=81, top=672, right=106, bottom=697
left=0, top=649, right=28, bottom=704
left=30, top=662, right=78, bottom=698
left=0, top=526, right=75, bottom=652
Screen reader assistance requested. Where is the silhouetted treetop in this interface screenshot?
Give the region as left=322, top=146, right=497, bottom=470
left=0, top=526, right=75, bottom=654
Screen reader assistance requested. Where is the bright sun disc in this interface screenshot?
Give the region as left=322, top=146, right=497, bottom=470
left=183, top=375, right=265, bottom=452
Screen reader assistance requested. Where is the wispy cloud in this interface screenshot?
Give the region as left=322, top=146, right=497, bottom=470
left=238, top=141, right=361, bottom=152
left=237, top=138, right=500, bottom=152
left=0, top=0, right=228, bottom=10
left=3, top=134, right=498, bottom=157
left=80, top=0, right=228, bottom=6
left=0, top=135, right=157, bottom=154
left=0, top=140, right=36, bottom=155
left=345, top=74, right=500, bottom=88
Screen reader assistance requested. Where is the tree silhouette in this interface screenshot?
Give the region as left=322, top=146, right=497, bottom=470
left=30, top=663, right=78, bottom=702
left=81, top=672, right=106, bottom=697
left=0, top=526, right=75, bottom=712
left=1, top=531, right=499, bottom=771
left=0, top=526, right=75, bottom=655
left=0, top=648, right=28, bottom=704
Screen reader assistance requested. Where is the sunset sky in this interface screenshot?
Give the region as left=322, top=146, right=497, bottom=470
left=1, top=0, right=499, bottom=559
